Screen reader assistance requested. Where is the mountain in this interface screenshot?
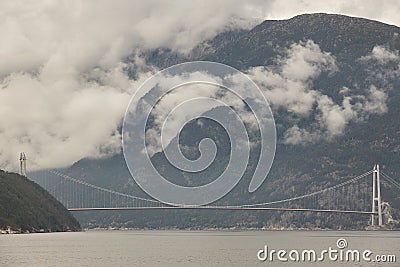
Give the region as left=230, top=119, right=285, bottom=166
left=31, top=13, right=400, bottom=230
left=203, top=13, right=400, bottom=68
left=0, top=170, right=81, bottom=233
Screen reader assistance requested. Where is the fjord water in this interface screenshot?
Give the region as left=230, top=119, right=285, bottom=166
left=0, top=230, right=398, bottom=266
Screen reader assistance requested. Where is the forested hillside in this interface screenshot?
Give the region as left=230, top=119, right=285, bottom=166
left=0, top=170, right=81, bottom=233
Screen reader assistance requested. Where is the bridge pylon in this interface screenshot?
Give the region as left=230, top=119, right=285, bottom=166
left=371, top=164, right=383, bottom=226
left=19, top=152, right=27, bottom=176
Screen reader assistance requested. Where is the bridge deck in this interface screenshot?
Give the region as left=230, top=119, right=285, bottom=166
left=68, top=206, right=376, bottom=215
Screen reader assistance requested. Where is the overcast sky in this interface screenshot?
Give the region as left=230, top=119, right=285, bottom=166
left=1, top=0, right=399, bottom=171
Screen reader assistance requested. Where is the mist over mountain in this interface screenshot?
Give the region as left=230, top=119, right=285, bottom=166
left=31, top=13, right=400, bottom=229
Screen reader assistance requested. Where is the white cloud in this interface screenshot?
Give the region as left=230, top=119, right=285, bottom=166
left=0, top=0, right=267, bottom=77
left=362, top=85, right=388, bottom=114
left=149, top=83, right=221, bottom=156
left=0, top=50, right=159, bottom=170
left=249, top=40, right=337, bottom=116
left=280, top=40, right=337, bottom=81
left=283, top=125, right=319, bottom=145
left=360, top=45, right=400, bottom=86
left=0, top=67, right=149, bottom=170
left=1, top=1, right=399, bottom=170
left=282, top=86, right=388, bottom=145
left=361, top=46, right=400, bottom=64
left=0, top=0, right=264, bottom=171
left=247, top=40, right=389, bottom=145
left=144, top=74, right=257, bottom=157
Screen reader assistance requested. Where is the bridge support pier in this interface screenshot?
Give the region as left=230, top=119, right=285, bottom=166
left=371, top=164, right=383, bottom=226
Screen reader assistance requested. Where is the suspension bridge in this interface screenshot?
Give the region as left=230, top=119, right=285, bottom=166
left=21, top=154, right=400, bottom=227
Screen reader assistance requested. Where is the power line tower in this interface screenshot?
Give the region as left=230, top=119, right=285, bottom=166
left=371, top=164, right=383, bottom=226
left=19, top=152, right=26, bottom=176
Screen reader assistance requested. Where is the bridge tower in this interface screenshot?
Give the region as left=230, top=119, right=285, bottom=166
left=19, top=152, right=26, bottom=176
left=371, top=164, right=383, bottom=226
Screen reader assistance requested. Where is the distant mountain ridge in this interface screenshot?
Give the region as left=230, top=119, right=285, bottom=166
left=204, top=13, right=400, bottom=67
left=141, top=13, right=400, bottom=71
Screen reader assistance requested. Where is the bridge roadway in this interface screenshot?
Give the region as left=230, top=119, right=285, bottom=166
left=68, top=206, right=377, bottom=215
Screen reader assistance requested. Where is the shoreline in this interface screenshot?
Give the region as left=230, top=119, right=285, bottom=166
left=0, top=226, right=81, bottom=234
left=83, top=226, right=399, bottom=232
left=3, top=225, right=399, bottom=234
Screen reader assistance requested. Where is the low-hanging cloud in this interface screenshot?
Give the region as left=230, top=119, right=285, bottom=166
left=1, top=1, right=400, bottom=171
left=143, top=71, right=260, bottom=157
left=249, top=40, right=337, bottom=115
left=0, top=0, right=266, bottom=77
left=360, top=45, right=400, bottom=64
left=0, top=0, right=262, bottom=171
left=247, top=41, right=390, bottom=145
left=360, top=45, right=400, bottom=85
left=0, top=64, right=156, bottom=170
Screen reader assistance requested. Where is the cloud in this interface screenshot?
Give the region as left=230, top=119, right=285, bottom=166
left=247, top=40, right=389, bottom=145
left=0, top=65, right=157, bottom=170
left=282, top=125, right=319, bottom=145
left=249, top=40, right=337, bottom=116
left=143, top=72, right=257, bottom=157
left=147, top=82, right=222, bottom=156
left=1, top=1, right=399, bottom=76
left=1, top=1, right=400, bottom=171
left=0, top=0, right=266, bottom=77
left=280, top=40, right=338, bottom=82
left=282, top=86, right=388, bottom=145
left=361, top=46, right=400, bottom=64
left=360, top=45, right=400, bottom=87
left=0, top=0, right=265, bottom=171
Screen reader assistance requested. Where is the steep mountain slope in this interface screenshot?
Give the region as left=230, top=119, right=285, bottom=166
left=0, top=170, right=81, bottom=233
left=204, top=13, right=400, bottom=69
left=32, top=13, right=400, bottom=229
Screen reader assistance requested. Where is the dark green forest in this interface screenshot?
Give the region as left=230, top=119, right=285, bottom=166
left=0, top=170, right=80, bottom=233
